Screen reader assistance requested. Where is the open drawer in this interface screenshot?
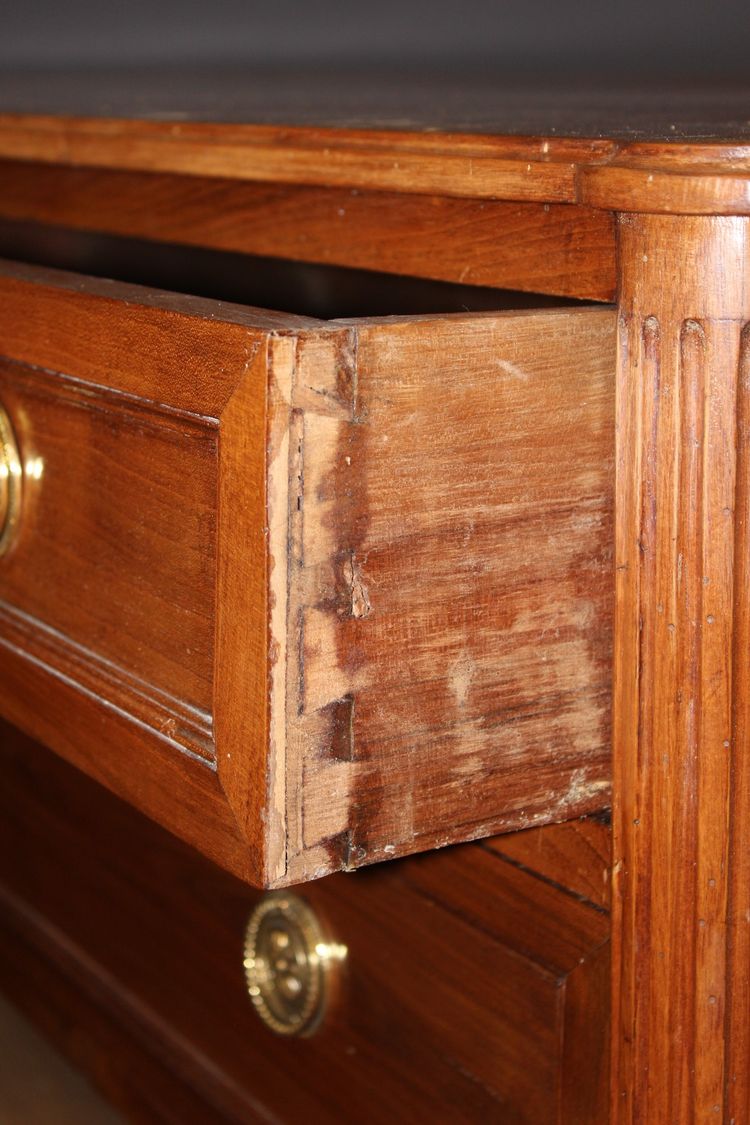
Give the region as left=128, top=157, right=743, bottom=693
left=0, top=258, right=614, bottom=887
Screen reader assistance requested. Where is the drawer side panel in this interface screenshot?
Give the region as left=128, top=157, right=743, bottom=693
left=289, top=307, right=615, bottom=880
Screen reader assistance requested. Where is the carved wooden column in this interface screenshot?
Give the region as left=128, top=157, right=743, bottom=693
left=612, top=211, right=750, bottom=1123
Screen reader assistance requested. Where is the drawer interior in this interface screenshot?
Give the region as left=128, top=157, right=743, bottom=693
left=0, top=217, right=585, bottom=320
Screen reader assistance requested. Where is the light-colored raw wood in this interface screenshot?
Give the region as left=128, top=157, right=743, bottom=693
left=612, top=212, right=750, bottom=1123
left=0, top=161, right=617, bottom=301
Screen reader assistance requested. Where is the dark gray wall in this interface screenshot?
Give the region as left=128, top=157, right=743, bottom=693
left=2, top=0, right=748, bottom=76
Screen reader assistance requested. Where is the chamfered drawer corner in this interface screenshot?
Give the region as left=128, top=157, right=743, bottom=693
left=0, top=258, right=615, bottom=887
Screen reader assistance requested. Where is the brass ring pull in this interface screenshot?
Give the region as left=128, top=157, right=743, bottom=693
left=0, top=404, right=22, bottom=557
left=243, top=892, right=346, bottom=1037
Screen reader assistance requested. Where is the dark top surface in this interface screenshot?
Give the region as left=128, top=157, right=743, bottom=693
left=1, top=67, right=749, bottom=142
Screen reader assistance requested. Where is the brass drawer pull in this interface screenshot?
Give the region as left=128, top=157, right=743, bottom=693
left=243, top=893, right=346, bottom=1037
left=0, top=404, right=22, bottom=556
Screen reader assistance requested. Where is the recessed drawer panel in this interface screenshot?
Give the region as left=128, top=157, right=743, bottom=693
left=0, top=259, right=615, bottom=886
left=0, top=363, right=217, bottom=738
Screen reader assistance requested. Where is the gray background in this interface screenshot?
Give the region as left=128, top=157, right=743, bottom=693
left=1, top=0, right=748, bottom=77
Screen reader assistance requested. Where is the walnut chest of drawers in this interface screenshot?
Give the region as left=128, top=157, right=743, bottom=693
left=0, top=72, right=749, bottom=1124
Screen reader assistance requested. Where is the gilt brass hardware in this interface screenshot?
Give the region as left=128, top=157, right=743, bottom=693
left=243, top=892, right=346, bottom=1037
left=0, top=404, right=22, bottom=556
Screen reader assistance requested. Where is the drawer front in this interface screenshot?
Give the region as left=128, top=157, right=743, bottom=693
left=0, top=722, right=610, bottom=1125
left=0, top=259, right=615, bottom=887
left=0, top=361, right=217, bottom=736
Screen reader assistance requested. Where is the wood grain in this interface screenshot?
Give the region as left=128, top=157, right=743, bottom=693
left=612, top=212, right=750, bottom=1123
left=0, top=258, right=315, bottom=416
left=0, top=259, right=301, bottom=886
left=401, top=844, right=609, bottom=975
left=0, top=161, right=617, bottom=301
left=0, top=261, right=615, bottom=888
left=485, top=816, right=610, bottom=909
left=0, top=721, right=610, bottom=1125
left=0, top=629, right=258, bottom=883
left=563, top=939, right=610, bottom=1122
left=287, top=308, right=615, bottom=881
left=580, top=145, right=750, bottom=215
left=0, top=360, right=217, bottom=726
left=0, top=113, right=749, bottom=218
left=5, top=87, right=750, bottom=1123
left=0, top=116, right=615, bottom=203
left=213, top=343, right=279, bottom=882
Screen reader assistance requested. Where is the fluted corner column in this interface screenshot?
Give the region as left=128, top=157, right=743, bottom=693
left=613, top=213, right=750, bottom=1124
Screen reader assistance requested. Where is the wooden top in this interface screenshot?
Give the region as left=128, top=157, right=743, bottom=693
left=0, top=69, right=749, bottom=212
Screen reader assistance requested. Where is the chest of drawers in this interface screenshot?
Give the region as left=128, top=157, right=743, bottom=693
left=0, top=72, right=749, bottom=1123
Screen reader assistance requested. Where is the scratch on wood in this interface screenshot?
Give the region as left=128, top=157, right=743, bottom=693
left=495, top=357, right=530, bottom=381
left=552, top=768, right=611, bottom=819
left=450, top=650, right=474, bottom=709
left=346, top=552, right=371, bottom=618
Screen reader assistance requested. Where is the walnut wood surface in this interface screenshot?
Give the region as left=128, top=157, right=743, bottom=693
left=0, top=115, right=610, bottom=204
left=0, top=260, right=615, bottom=888
left=580, top=145, right=750, bottom=215
left=485, top=816, right=611, bottom=910
left=287, top=307, right=614, bottom=882
left=0, top=161, right=617, bottom=302
left=0, top=259, right=305, bottom=886
left=0, top=720, right=610, bottom=1124
left=3, top=77, right=750, bottom=1124
left=0, top=97, right=749, bottom=213
left=0, top=359, right=217, bottom=727
left=612, top=213, right=750, bottom=1122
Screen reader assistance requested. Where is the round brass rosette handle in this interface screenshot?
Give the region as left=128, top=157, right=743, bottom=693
left=243, top=892, right=346, bottom=1037
left=0, top=404, right=22, bottom=557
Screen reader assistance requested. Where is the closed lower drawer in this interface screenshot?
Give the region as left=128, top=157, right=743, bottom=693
left=0, top=257, right=614, bottom=886
left=0, top=721, right=610, bottom=1125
